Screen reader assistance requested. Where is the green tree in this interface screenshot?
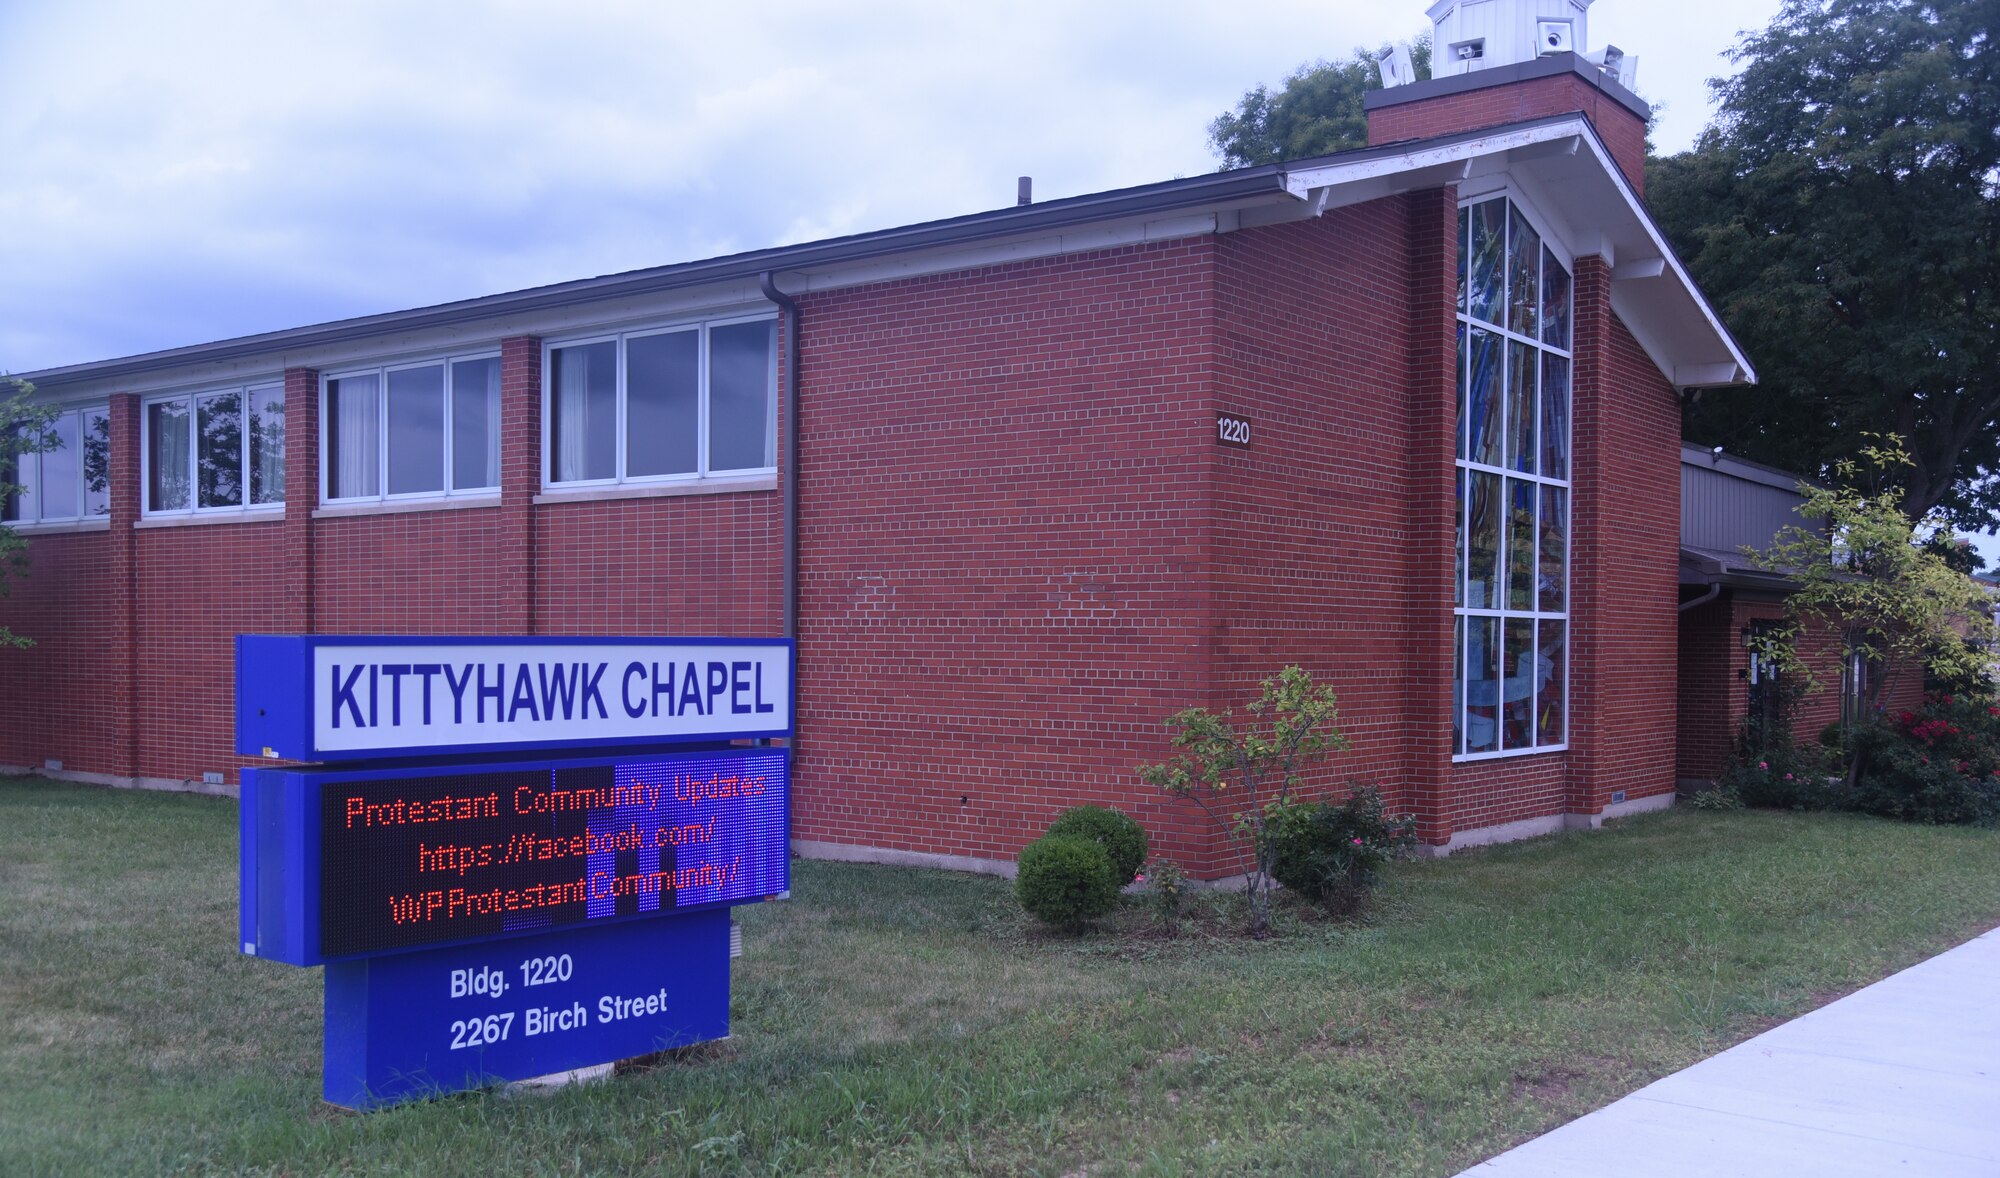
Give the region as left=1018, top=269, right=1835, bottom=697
left=1753, top=438, right=1999, bottom=787
left=1208, top=35, right=1431, bottom=168
left=1651, top=0, right=2000, bottom=532
left=0, top=378, right=57, bottom=649
left=1137, top=666, right=1350, bottom=938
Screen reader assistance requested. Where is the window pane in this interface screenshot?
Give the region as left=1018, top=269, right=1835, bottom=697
left=0, top=441, right=19, bottom=522
left=1541, top=246, right=1572, bottom=349
left=327, top=375, right=380, bottom=499
left=1540, top=354, right=1570, bottom=480
left=1453, top=615, right=1465, bottom=755
left=84, top=409, right=110, bottom=515
left=386, top=365, right=445, bottom=495
left=147, top=400, right=191, bottom=512
left=39, top=411, right=80, bottom=519
left=1507, top=207, right=1541, bottom=338
left=1455, top=323, right=1467, bottom=459
left=624, top=332, right=698, bottom=478
left=1505, top=478, right=1535, bottom=611
left=709, top=321, right=776, bottom=471
left=197, top=393, right=242, bottom=508
left=1502, top=618, right=1536, bottom=750
left=5, top=434, right=35, bottom=520
left=1466, top=470, right=1500, bottom=608
left=248, top=389, right=285, bottom=505
left=1469, top=199, right=1504, bottom=325
left=1456, top=206, right=1468, bottom=314
left=1465, top=616, right=1499, bottom=754
left=1505, top=340, right=1536, bottom=473
left=1466, top=327, right=1501, bottom=467
left=550, top=342, right=617, bottom=483
left=1537, top=620, right=1567, bottom=745
left=451, top=358, right=500, bottom=491
left=1539, top=485, right=1567, bottom=612
left=1454, top=467, right=1465, bottom=608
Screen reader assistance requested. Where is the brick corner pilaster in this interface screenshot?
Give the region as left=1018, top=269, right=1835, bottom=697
left=499, top=336, right=543, bottom=635
left=281, top=367, right=320, bottom=634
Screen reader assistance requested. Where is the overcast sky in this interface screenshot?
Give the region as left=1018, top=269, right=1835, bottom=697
left=1, top=0, right=1787, bottom=376
left=17, top=3, right=1985, bottom=555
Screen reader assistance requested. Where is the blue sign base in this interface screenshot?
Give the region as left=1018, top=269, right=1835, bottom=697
left=323, top=910, right=730, bottom=1110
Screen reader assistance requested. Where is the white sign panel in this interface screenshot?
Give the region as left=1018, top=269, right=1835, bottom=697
left=308, top=641, right=792, bottom=755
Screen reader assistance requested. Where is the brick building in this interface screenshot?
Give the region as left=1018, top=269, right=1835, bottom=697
left=1676, top=446, right=1926, bottom=785
left=0, top=1, right=1754, bottom=872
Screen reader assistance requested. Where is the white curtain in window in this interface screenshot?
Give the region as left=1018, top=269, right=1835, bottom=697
left=558, top=347, right=592, bottom=482
left=336, top=377, right=379, bottom=498
left=763, top=327, right=779, bottom=468
left=482, top=361, right=501, bottom=485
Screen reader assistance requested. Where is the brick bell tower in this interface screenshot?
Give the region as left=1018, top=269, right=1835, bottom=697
left=1365, top=0, right=1652, bottom=194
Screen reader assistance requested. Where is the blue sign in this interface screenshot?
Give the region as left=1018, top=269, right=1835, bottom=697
left=241, top=748, right=790, bottom=966
left=236, top=632, right=794, bottom=1110
left=324, top=911, right=729, bottom=1110
left=235, top=635, right=793, bottom=762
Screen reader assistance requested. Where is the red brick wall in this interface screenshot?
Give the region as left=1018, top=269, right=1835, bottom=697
left=791, top=242, right=1222, bottom=872
left=1368, top=73, right=1649, bottom=196
left=132, top=520, right=290, bottom=782
left=535, top=494, right=781, bottom=636
left=0, top=531, right=120, bottom=770
left=1451, top=757, right=1569, bottom=832
left=1566, top=267, right=1684, bottom=812
left=1677, top=592, right=1929, bottom=782
left=0, top=194, right=1697, bottom=868
left=1676, top=593, right=1737, bottom=781
left=1205, top=194, right=1445, bottom=854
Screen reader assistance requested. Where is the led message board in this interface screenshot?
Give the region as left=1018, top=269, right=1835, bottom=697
left=323, top=752, right=788, bottom=957
left=241, top=747, right=790, bottom=966
left=235, top=635, right=793, bottom=761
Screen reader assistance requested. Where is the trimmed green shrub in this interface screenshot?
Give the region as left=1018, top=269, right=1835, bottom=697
left=1015, top=835, right=1120, bottom=929
left=1264, top=785, right=1416, bottom=916
left=1045, top=804, right=1148, bottom=884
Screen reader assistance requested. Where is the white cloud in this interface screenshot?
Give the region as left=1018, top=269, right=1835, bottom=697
left=0, top=0, right=1761, bottom=373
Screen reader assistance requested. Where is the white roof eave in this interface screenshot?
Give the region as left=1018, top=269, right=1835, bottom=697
left=1283, top=118, right=1755, bottom=389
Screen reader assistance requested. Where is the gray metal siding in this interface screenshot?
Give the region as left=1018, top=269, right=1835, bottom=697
left=1681, top=463, right=1808, bottom=554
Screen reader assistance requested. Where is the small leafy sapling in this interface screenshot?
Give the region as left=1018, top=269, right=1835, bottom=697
left=1137, top=665, right=1349, bottom=939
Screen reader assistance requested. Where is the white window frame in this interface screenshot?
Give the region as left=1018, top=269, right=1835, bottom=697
left=3, top=404, right=111, bottom=524
left=1454, top=186, right=1573, bottom=763
left=139, top=386, right=286, bottom=519
left=319, top=351, right=503, bottom=505
left=541, top=312, right=779, bottom=491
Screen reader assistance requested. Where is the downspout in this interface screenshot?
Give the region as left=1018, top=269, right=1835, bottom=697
left=1678, top=583, right=1722, bottom=613
left=758, top=271, right=800, bottom=642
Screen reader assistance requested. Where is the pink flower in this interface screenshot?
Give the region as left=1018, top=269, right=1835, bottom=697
left=1784, top=773, right=1794, bottom=781
left=1758, top=761, right=1769, bottom=771
left=1134, top=873, right=1146, bottom=883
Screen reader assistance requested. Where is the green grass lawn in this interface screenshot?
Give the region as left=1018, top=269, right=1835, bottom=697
left=4, top=777, right=1999, bottom=1177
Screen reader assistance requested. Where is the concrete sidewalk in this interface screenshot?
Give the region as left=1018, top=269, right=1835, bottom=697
left=1461, top=926, right=2000, bottom=1177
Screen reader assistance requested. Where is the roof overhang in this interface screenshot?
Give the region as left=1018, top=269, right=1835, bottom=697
left=1282, top=116, right=1755, bottom=390
left=15, top=114, right=1753, bottom=397
left=1680, top=546, right=1796, bottom=592
left=1681, top=443, right=1817, bottom=493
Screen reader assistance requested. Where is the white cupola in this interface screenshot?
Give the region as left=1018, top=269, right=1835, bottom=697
left=1423, top=0, right=1632, bottom=86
